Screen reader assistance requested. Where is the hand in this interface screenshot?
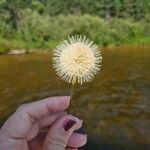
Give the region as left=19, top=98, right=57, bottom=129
left=0, top=96, right=87, bottom=150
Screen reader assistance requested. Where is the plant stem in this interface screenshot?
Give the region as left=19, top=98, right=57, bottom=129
left=67, top=84, right=74, bottom=114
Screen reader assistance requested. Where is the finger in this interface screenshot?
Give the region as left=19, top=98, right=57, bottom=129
left=26, top=111, right=67, bottom=140
left=29, top=132, right=87, bottom=149
left=38, top=111, right=67, bottom=128
left=1, top=96, right=70, bottom=139
left=67, top=133, right=87, bottom=148
left=29, top=132, right=45, bottom=150
left=17, top=96, right=70, bottom=120
left=43, top=115, right=82, bottom=150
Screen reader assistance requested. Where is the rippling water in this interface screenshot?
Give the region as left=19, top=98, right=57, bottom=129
left=0, top=45, right=150, bottom=150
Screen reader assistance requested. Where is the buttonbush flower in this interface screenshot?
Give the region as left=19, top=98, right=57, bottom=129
left=53, top=35, right=102, bottom=84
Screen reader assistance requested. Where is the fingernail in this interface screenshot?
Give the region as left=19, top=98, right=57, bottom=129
left=64, top=119, right=76, bottom=131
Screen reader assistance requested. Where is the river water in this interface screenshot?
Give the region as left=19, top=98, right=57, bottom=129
left=0, top=45, right=150, bottom=150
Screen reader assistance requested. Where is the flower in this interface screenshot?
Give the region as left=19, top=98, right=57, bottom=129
left=53, top=35, right=102, bottom=84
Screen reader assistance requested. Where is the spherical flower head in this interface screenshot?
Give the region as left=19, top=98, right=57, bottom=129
left=53, top=35, right=102, bottom=84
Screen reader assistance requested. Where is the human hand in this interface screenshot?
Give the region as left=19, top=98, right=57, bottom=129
left=0, top=96, right=87, bottom=150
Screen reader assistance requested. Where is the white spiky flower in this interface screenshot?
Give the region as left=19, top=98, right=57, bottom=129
left=53, top=35, right=102, bottom=84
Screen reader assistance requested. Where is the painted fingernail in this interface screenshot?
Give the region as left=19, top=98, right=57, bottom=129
left=64, top=119, right=76, bottom=131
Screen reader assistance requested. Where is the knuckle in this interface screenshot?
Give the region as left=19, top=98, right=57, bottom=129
left=17, top=103, right=29, bottom=112
left=47, top=136, right=67, bottom=148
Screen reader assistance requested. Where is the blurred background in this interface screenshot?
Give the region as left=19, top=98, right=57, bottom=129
left=0, top=0, right=150, bottom=150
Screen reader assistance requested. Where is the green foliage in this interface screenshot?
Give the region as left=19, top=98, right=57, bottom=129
left=43, top=0, right=150, bottom=21
left=109, top=19, right=144, bottom=43
left=0, top=13, right=149, bottom=53
left=0, top=38, right=27, bottom=54
left=0, top=0, right=150, bottom=53
left=1, top=0, right=149, bottom=21
left=17, top=14, right=150, bottom=46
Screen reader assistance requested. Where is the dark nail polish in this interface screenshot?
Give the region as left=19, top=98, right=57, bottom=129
left=64, top=119, right=76, bottom=131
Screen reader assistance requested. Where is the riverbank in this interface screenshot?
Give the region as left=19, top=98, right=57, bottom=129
left=0, top=39, right=150, bottom=55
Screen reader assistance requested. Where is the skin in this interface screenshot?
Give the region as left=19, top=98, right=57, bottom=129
left=0, top=96, right=87, bottom=150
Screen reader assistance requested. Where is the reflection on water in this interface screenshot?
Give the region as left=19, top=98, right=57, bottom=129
left=0, top=45, right=150, bottom=150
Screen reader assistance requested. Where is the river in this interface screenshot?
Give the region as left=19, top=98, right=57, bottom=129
left=0, top=45, right=150, bottom=150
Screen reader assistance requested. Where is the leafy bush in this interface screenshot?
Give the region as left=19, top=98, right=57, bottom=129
left=0, top=12, right=149, bottom=53
left=108, top=19, right=145, bottom=44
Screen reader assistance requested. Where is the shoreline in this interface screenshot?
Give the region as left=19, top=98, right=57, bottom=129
left=0, top=43, right=150, bottom=55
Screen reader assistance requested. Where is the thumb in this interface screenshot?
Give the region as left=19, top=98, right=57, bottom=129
left=43, top=115, right=82, bottom=150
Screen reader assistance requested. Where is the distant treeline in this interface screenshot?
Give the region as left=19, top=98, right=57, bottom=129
left=1, top=0, right=150, bottom=23
left=42, top=0, right=150, bottom=20
left=0, top=0, right=150, bottom=53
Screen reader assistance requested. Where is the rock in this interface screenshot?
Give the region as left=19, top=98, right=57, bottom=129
left=8, top=49, right=26, bottom=55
